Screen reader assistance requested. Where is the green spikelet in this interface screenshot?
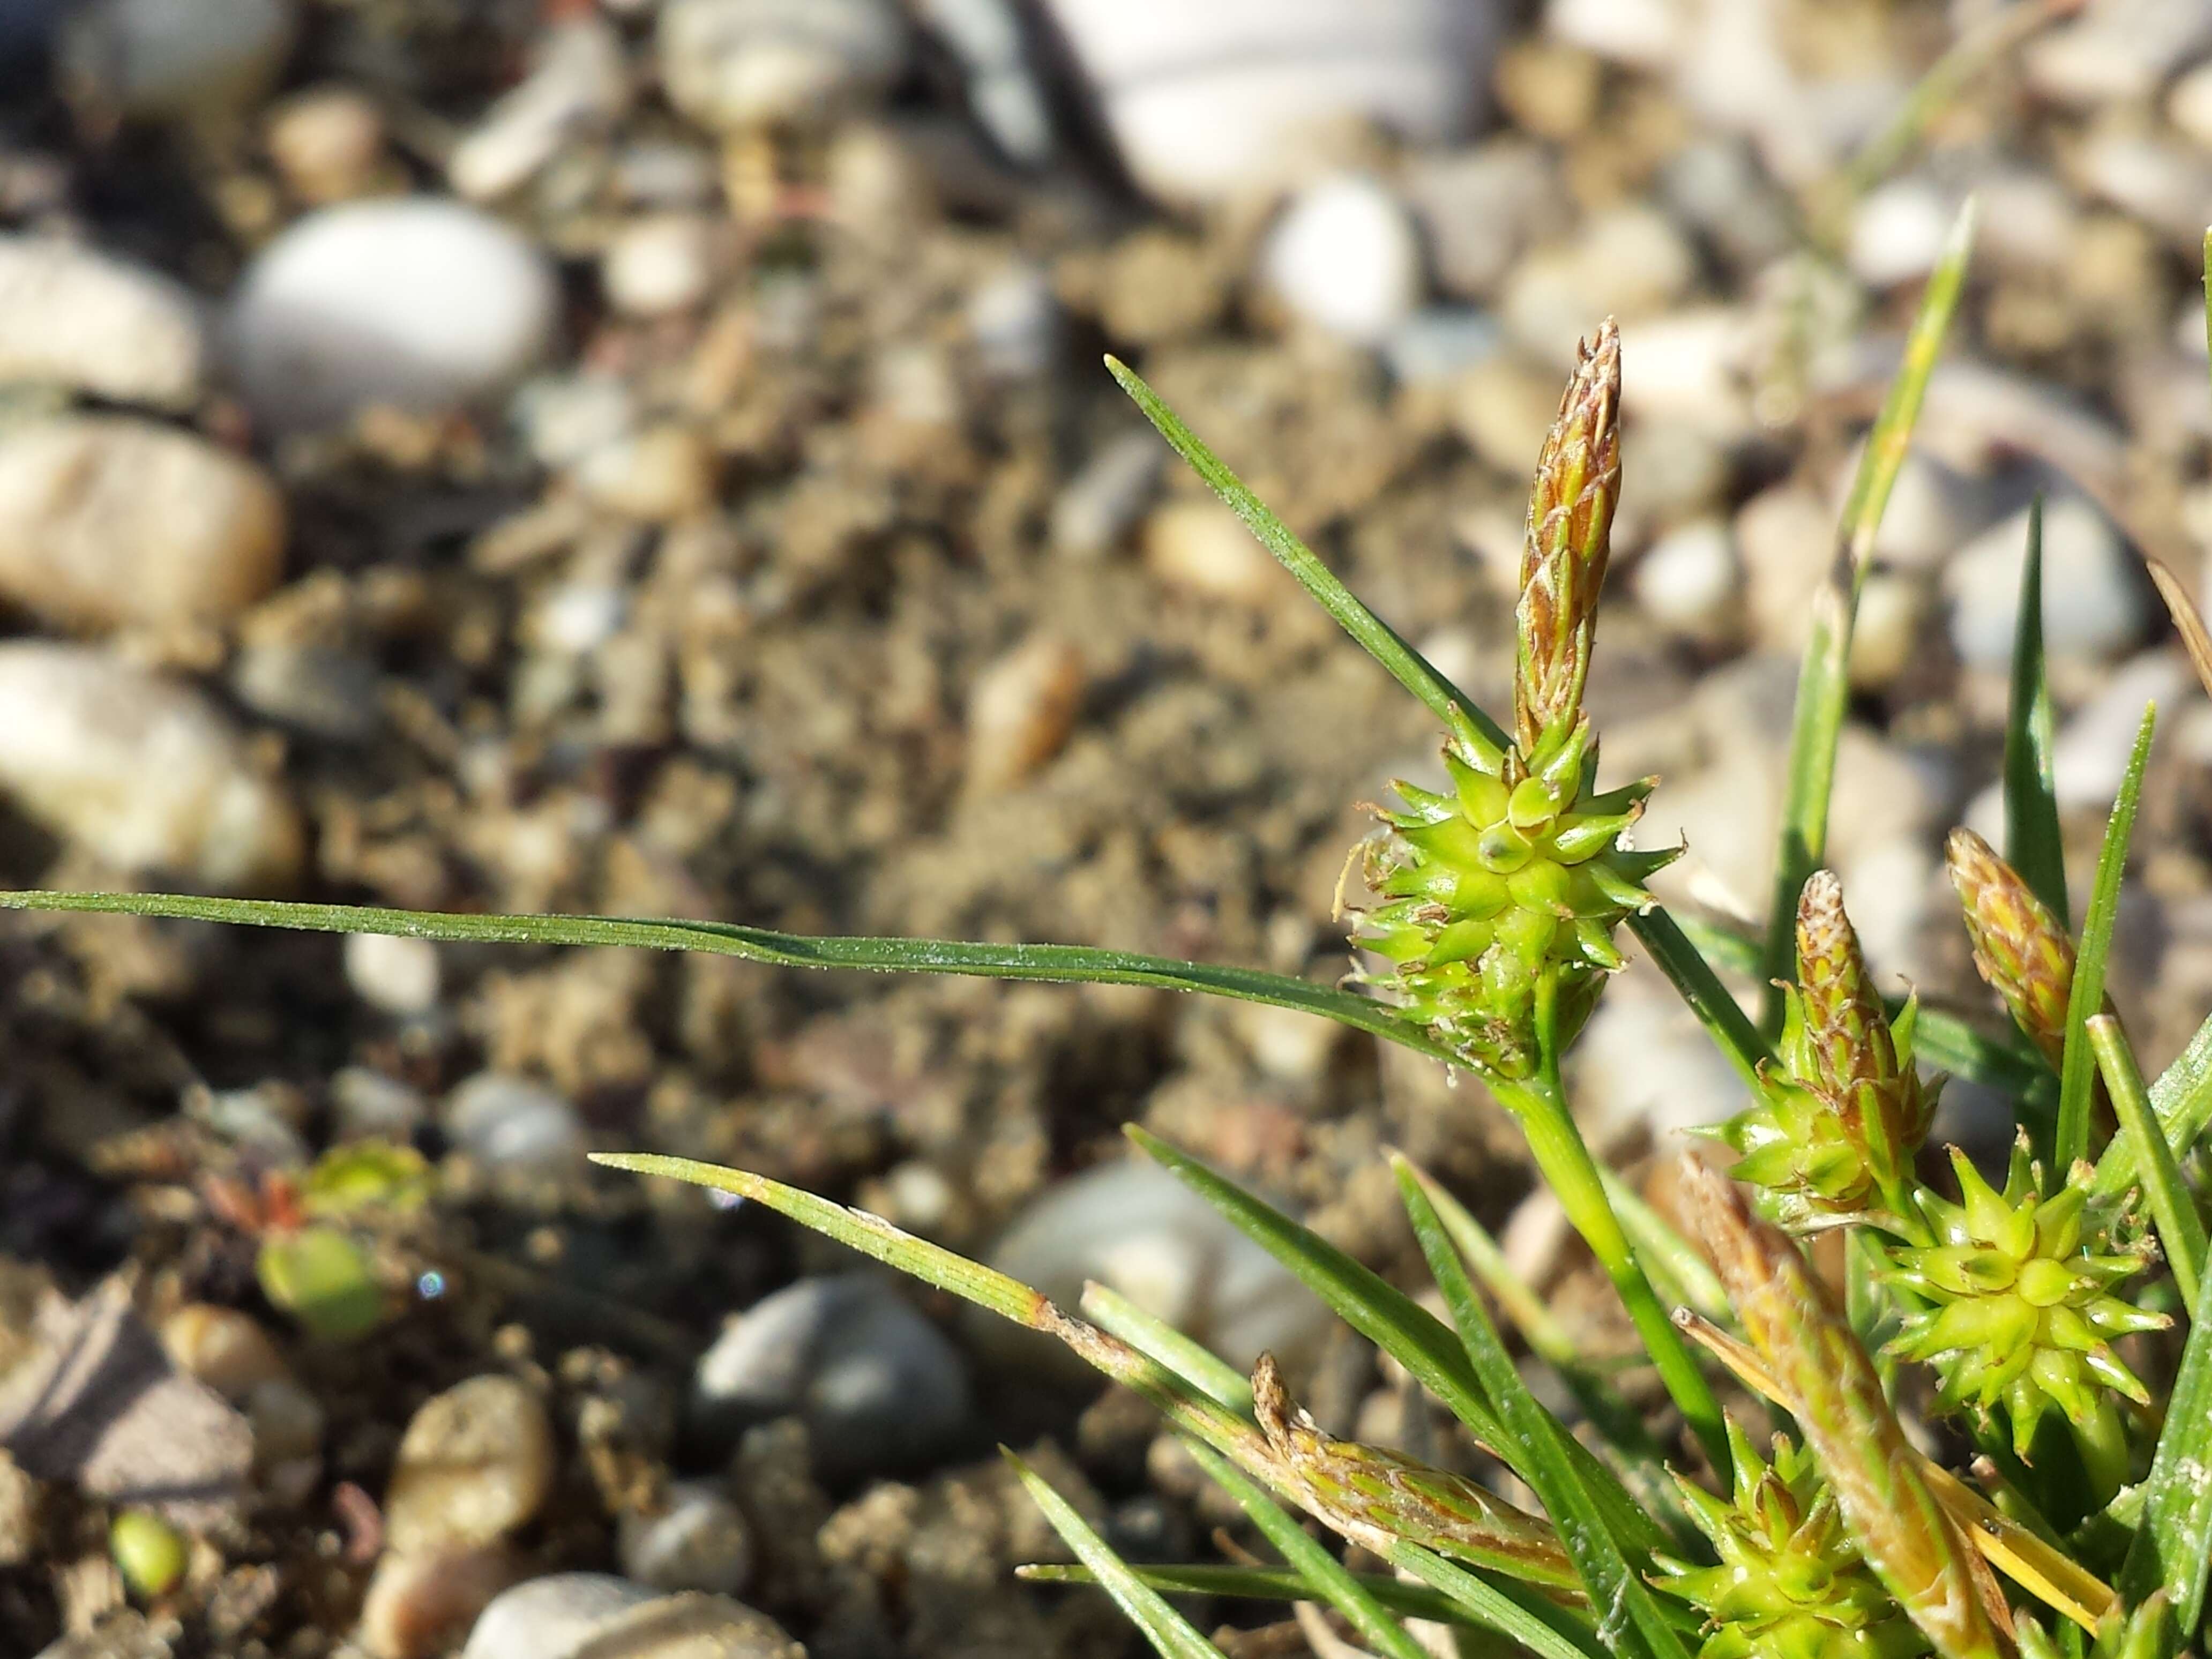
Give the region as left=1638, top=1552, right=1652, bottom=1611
left=1945, top=826, right=2075, bottom=1071
left=1654, top=1418, right=1930, bottom=1659
left=1884, top=1139, right=2167, bottom=1471
left=1723, top=871, right=1936, bottom=1224
left=1351, top=321, right=1675, bottom=1078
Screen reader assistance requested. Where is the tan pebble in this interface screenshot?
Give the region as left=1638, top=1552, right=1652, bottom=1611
left=1141, top=499, right=1282, bottom=606
left=1447, top=355, right=1566, bottom=474
left=0, top=416, right=285, bottom=632
left=265, top=86, right=388, bottom=204
left=964, top=633, right=1083, bottom=794
left=0, top=642, right=304, bottom=892
left=0, top=237, right=206, bottom=409
left=602, top=214, right=718, bottom=317
left=160, top=1304, right=288, bottom=1402
left=359, top=1544, right=523, bottom=1659
left=384, top=1376, right=556, bottom=1555
left=1847, top=571, right=1927, bottom=692
left=572, top=425, right=718, bottom=522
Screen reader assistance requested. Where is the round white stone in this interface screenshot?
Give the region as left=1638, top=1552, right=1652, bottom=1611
left=224, top=198, right=559, bottom=433
left=1260, top=174, right=1423, bottom=344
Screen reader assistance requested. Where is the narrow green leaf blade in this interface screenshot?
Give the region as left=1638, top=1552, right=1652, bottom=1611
left=1004, top=1450, right=1225, bottom=1659
left=1104, top=354, right=1508, bottom=753
left=2087, top=1014, right=2203, bottom=1311
left=1628, top=908, right=1774, bottom=1091
left=1761, top=200, right=1976, bottom=1029
left=2054, top=704, right=2155, bottom=1173
left=1396, top=1158, right=1693, bottom=1659
left=1079, top=1282, right=1251, bottom=1414
left=0, top=890, right=1454, bottom=1065
left=2119, top=1260, right=2212, bottom=1629
left=1123, top=1127, right=1670, bottom=1557
left=2004, top=496, right=2068, bottom=921
left=1595, top=1168, right=1730, bottom=1324
left=1184, top=1438, right=1433, bottom=1659
left=2094, top=1008, right=2212, bottom=1200
left=1385, top=1541, right=1608, bottom=1659
left=1015, top=1563, right=1478, bottom=1628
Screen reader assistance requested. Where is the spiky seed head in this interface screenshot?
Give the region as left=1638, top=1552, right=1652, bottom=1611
left=1654, top=1417, right=1929, bottom=1659
left=1515, top=319, right=1623, bottom=763
left=1247, top=1355, right=1573, bottom=1585
left=1883, top=1137, right=2166, bottom=1464
left=1723, top=871, right=1935, bottom=1223
left=1679, top=1157, right=2008, bottom=1659
left=1945, top=828, right=2074, bottom=1070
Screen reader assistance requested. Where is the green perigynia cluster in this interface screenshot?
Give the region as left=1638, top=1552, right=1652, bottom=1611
left=1354, top=322, right=1675, bottom=1078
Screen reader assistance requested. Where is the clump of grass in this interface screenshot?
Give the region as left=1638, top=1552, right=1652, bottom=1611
left=18, top=218, right=2212, bottom=1659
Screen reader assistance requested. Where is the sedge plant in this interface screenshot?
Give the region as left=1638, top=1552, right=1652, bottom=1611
left=18, top=215, right=2212, bottom=1659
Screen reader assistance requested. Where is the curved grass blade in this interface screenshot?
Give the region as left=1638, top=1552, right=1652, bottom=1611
left=2119, top=1261, right=2212, bottom=1632
left=1123, top=1127, right=1670, bottom=1560
left=2004, top=497, right=2068, bottom=920
left=1015, top=1563, right=1478, bottom=1630
left=1005, top=1449, right=1225, bottom=1659
left=1183, top=1438, right=1433, bottom=1659
left=587, top=1154, right=1267, bottom=1479
left=2053, top=704, right=2155, bottom=1174
left=2094, top=1008, right=2212, bottom=1201
left=1080, top=1282, right=1251, bottom=1413
left=1396, top=1158, right=1693, bottom=1659
left=2145, top=556, right=2212, bottom=709
left=1628, top=908, right=1774, bottom=1091
left=2086, top=1013, right=2203, bottom=1313
left=1385, top=1542, right=1608, bottom=1659
left=0, top=890, right=1455, bottom=1065
left=1595, top=1169, right=1730, bottom=1324
left=1761, top=200, right=1976, bottom=1032
left=1104, top=354, right=1508, bottom=754
left=1416, top=1172, right=1671, bottom=1480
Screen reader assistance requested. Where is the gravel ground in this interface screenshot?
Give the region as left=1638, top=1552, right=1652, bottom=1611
left=2, top=0, right=2211, bottom=1655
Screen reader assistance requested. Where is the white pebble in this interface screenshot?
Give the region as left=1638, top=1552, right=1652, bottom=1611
left=384, top=1376, right=557, bottom=1556
left=1504, top=208, right=1699, bottom=367
left=56, top=0, right=293, bottom=122
left=0, top=643, right=302, bottom=891
left=0, top=237, right=205, bottom=408
left=1943, top=497, right=2144, bottom=668
left=464, top=1576, right=801, bottom=1659
left=1404, top=143, right=1564, bottom=302
left=2026, top=0, right=2212, bottom=107
left=1546, top=0, right=1682, bottom=68
left=225, top=198, right=559, bottom=433
left=983, top=1159, right=1333, bottom=1372
left=965, top=633, right=1084, bottom=794
left=601, top=214, right=718, bottom=317
left=1633, top=518, right=1739, bottom=642
left=618, top=1483, right=753, bottom=1596
left=1259, top=174, right=1423, bottom=345
left=450, top=17, right=630, bottom=202
left=0, top=416, right=285, bottom=631
left=1043, top=0, right=1500, bottom=204
left=657, top=0, right=909, bottom=132
left=344, top=933, right=442, bottom=1017
left=444, top=1073, right=588, bottom=1177
left=1847, top=176, right=1954, bottom=289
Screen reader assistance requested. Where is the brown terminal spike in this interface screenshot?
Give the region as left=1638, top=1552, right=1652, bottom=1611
left=1795, top=869, right=1930, bottom=1189
left=1945, top=827, right=2075, bottom=1070
left=1514, top=318, right=1623, bottom=760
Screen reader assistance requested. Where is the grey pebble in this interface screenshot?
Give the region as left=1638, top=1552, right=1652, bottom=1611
left=690, top=1273, right=971, bottom=1479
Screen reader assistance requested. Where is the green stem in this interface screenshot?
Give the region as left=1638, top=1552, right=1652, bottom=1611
left=2073, top=1402, right=2131, bottom=1512
left=1503, top=973, right=1731, bottom=1476
left=2089, top=1013, right=2204, bottom=1314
